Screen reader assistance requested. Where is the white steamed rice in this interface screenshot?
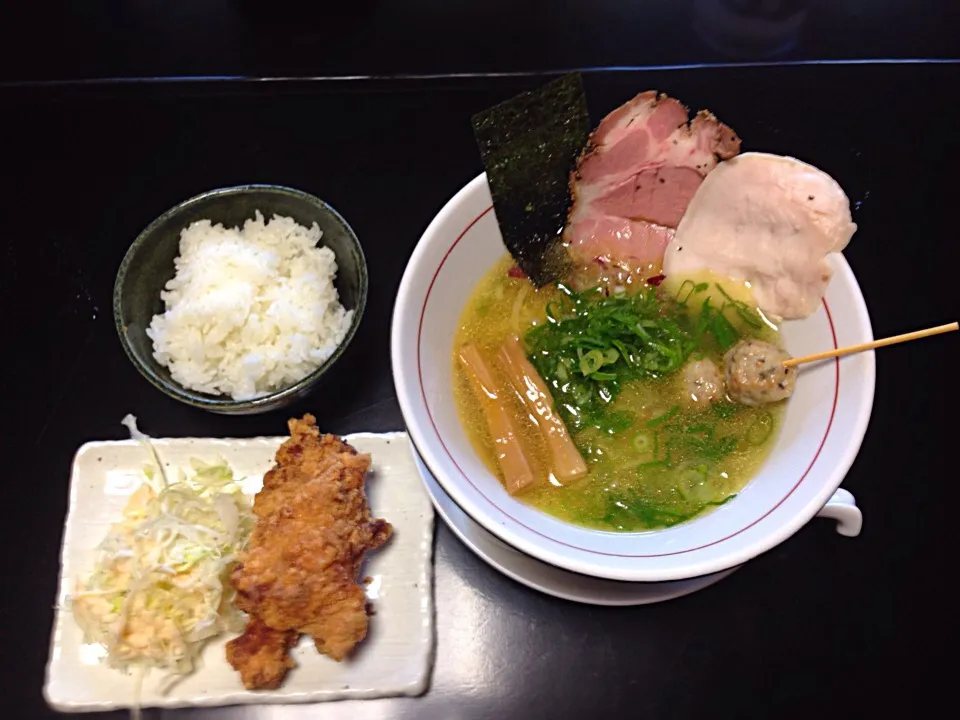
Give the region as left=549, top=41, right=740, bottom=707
left=146, top=211, right=353, bottom=400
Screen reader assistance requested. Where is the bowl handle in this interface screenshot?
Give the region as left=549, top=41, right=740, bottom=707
left=815, top=488, right=862, bottom=538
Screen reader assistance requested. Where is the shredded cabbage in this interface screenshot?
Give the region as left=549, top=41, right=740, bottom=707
left=71, top=415, right=253, bottom=693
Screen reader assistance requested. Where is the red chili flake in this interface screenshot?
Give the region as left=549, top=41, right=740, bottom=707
left=507, top=265, right=526, bottom=278
left=646, top=274, right=666, bottom=286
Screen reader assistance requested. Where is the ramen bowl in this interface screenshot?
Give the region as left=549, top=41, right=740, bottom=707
left=392, top=173, right=873, bottom=582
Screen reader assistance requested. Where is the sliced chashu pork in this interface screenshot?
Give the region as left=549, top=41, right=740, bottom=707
left=662, top=152, right=857, bottom=320
left=564, top=91, right=740, bottom=283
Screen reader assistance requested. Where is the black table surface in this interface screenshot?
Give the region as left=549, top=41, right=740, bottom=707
left=3, top=62, right=958, bottom=719
left=2, top=1, right=959, bottom=83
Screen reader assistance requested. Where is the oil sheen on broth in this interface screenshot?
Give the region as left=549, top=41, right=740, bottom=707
left=452, top=254, right=786, bottom=531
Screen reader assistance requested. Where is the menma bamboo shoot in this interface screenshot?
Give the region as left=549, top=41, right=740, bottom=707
left=457, top=343, right=536, bottom=494
left=498, top=335, right=588, bottom=483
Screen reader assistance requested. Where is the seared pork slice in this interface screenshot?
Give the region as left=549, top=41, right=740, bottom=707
left=564, top=91, right=740, bottom=284
left=663, top=152, right=857, bottom=320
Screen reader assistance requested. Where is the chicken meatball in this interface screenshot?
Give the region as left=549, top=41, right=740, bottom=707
left=723, top=338, right=796, bottom=406
left=681, top=359, right=725, bottom=407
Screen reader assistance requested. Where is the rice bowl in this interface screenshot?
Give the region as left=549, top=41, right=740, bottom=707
left=114, top=184, right=367, bottom=415
left=147, top=212, right=353, bottom=401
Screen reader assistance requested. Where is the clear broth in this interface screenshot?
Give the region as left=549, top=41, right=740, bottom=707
left=452, top=254, right=786, bottom=531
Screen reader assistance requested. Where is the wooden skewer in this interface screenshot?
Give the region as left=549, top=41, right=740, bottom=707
left=783, top=322, right=958, bottom=367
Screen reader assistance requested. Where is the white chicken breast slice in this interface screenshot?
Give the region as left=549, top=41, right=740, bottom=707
left=662, top=152, right=857, bottom=320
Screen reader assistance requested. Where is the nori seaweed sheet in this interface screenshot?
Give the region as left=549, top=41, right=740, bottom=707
left=471, top=73, right=590, bottom=287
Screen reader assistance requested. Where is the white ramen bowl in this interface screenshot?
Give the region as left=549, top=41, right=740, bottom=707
left=392, top=174, right=874, bottom=582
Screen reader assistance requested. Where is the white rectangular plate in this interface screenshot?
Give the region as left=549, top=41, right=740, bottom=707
left=44, top=431, right=435, bottom=712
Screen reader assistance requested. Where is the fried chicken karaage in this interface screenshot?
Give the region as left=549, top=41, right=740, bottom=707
left=226, top=415, right=392, bottom=690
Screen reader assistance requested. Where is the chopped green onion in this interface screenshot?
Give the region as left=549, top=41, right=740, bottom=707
left=715, top=283, right=763, bottom=328
left=646, top=405, right=679, bottom=427
left=746, top=412, right=774, bottom=445
left=711, top=401, right=740, bottom=419
left=595, top=410, right=635, bottom=433
left=637, top=458, right=669, bottom=468
left=679, top=465, right=708, bottom=487
left=579, top=349, right=606, bottom=375
left=705, top=300, right=739, bottom=349
left=632, top=432, right=653, bottom=454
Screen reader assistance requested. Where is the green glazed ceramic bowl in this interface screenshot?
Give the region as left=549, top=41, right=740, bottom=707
left=114, top=185, right=368, bottom=415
